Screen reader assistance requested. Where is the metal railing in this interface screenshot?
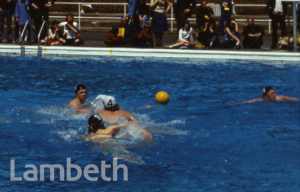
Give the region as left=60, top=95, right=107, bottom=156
left=20, top=21, right=29, bottom=56
left=38, top=20, right=47, bottom=57
left=50, top=2, right=276, bottom=33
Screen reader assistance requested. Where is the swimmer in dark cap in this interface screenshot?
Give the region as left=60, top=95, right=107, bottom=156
left=85, top=114, right=152, bottom=142
left=235, top=86, right=297, bottom=105
left=85, top=114, right=129, bottom=141
left=94, top=95, right=136, bottom=123
left=68, top=84, right=87, bottom=108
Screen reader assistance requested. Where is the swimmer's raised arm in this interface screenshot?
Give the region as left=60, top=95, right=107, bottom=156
left=276, top=95, right=298, bottom=101
left=127, top=113, right=137, bottom=121
left=96, top=122, right=129, bottom=135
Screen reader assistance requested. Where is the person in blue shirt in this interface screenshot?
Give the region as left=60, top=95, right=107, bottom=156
left=15, top=0, right=31, bottom=43
left=221, top=18, right=241, bottom=49
left=218, top=0, right=232, bottom=35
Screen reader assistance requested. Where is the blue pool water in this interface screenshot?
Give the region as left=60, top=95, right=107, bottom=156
left=0, top=55, right=299, bottom=191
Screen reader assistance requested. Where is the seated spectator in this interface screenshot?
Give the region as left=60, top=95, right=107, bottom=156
left=104, top=25, right=122, bottom=47
left=14, top=0, right=31, bottom=43
left=59, top=13, right=81, bottom=45
left=221, top=19, right=241, bottom=49
left=80, top=0, right=92, bottom=14
left=242, top=17, right=264, bottom=49
left=194, top=20, right=219, bottom=48
left=196, top=0, right=214, bottom=28
left=167, top=21, right=193, bottom=48
left=45, top=20, right=66, bottom=45
left=138, top=0, right=150, bottom=29
left=137, top=23, right=153, bottom=47
left=118, top=17, right=130, bottom=44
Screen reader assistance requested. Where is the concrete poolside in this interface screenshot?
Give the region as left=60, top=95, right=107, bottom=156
left=0, top=31, right=299, bottom=61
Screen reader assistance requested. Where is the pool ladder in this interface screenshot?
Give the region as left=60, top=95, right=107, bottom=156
left=20, top=20, right=47, bottom=57
left=37, top=20, right=47, bottom=57
left=20, top=21, right=29, bottom=56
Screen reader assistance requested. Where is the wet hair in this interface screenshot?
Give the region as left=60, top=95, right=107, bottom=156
left=74, top=84, right=86, bottom=94
left=104, top=104, right=120, bottom=112
left=262, top=86, right=273, bottom=97
left=88, top=114, right=105, bottom=134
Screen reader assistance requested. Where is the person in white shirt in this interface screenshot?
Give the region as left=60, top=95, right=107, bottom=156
left=167, top=21, right=193, bottom=48
left=59, top=13, right=80, bottom=45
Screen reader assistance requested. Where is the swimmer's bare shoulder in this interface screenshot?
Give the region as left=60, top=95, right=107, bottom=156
left=68, top=99, right=80, bottom=107
left=117, top=109, right=137, bottom=121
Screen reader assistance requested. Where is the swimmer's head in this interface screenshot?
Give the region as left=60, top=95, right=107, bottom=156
left=88, top=114, right=105, bottom=134
left=95, top=95, right=120, bottom=111
left=74, top=84, right=87, bottom=103
left=262, top=86, right=276, bottom=99
left=103, top=96, right=120, bottom=111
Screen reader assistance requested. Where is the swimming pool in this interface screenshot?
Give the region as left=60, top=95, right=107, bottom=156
left=0, top=55, right=299, bottom=191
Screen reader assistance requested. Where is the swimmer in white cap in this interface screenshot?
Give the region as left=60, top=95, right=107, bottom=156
left=235, top=86, right=297, bottom=105
left=94, top=95, right=137, bottom=124
left=85, top=114, right=130, bottom=141
left=68, top=84, right=88, bottom=108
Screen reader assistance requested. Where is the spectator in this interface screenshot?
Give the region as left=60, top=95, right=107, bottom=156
left=174, top=0, right=196, bottom=32
left=128, top=0, right=139, bottom=34
left=118, top=17, right=130, bottom=45
left=266, top=0, right=287, bottom=49
left=150, top=0, right=172, bottom=47
left=168, top=21, right=193, bottom=48
left=218, top=0, right=232, bottom=35
left=0, top=0, right=17, bottom=43
left=196, top=0, right=214, bottom=28
left=45, top=20, right=65, bottom=45
left=29, top=0, right=55, bottom=42
left=221, top=18, right=241, bottom=49
left=14, top=0, right=31, bottom=43
left=80, top=0, right=92, bottom=14
left=137, top=23, right=153, bottom=47
left=138, top=0, right=150, bottom=29
left=128, top=0, right=138, bottom=21
left=242, top=17, right=264, bottom=49
left=104, top=25, right=122, bottom=47
left=195, top=20, right=219, bottom=48
left=59, top=13, right=80, bottom=46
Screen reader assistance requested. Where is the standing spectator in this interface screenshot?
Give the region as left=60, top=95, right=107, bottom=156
left=15, top=0, right=31, bottom=43
left=174, top=0, right=196, bottom=32
left=222, top=18, right=241, bottom=49
left=0, top=0, right=17, bottom=43
left=218, top=0, right=232, bottom=35
left=150, top=0, right=172, bottom=47
left=242, top=17, right=264, bottom=49
left=138, top=0, right=150, bottom=29
left=29, top=0, right=55, bottom=43
left=196, top=0, right=214, bottom=28
left=266, top=0, right=287, bottom=49
left=59, top=13, right=80, bottom=45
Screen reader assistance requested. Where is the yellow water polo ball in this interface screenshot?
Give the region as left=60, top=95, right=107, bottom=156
left=297, top=37, right=300, bottom=45
left=155, top=91, right=170, bottom=104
